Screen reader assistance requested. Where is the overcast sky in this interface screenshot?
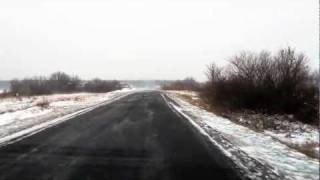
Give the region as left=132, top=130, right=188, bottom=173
left=0, top=0, right=318, bottom=81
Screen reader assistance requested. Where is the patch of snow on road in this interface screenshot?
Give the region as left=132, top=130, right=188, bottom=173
left=166, top=92, right=319, bottom=180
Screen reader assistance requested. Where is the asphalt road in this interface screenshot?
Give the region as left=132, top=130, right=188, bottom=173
left=0, top=91, right=241, bottom=180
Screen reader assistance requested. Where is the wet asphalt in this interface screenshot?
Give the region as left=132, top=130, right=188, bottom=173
left=0, top=91, right=241, bottom=180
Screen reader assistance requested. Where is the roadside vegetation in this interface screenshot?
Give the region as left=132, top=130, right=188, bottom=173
left=163, top=47, right=319, bottom=125
left=161, top=77, right=201, bottom=91
left=163, top=47, right=319, bottom=159
left=7, top=72, right=122, bottom=96
left=203, top=47, right=318, bottom=124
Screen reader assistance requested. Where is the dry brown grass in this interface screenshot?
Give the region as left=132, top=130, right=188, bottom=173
left=175, top=93, right=227, bottom=115
left=285, top=142, right=319, bottom=159
left=74, top=96, right=86, bottom=102
left=36, top=98, right=50, bottom=109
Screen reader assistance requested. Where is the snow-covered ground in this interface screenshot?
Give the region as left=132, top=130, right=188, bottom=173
left=164, top=91, right=319, bottom=180
left=0, top=89, right=5, bottom=94
left=264, top=124, right=319, bottom=158
left=0, top=89, right=134, bottom=146
left=168, top=91, right=319, bottom=154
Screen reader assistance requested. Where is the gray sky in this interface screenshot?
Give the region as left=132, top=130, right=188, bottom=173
left=0, top=0, right=318, bottom=81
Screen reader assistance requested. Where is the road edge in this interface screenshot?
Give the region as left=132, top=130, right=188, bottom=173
left=160, top=92, right=290, bottom=180
left=0, top=91, right=134, bottom=147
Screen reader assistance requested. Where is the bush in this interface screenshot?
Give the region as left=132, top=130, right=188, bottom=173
left=202, top=47, right=319, bottom=124
left=161, top=77, right=201, bottom=91
left=36, top=98, right=50, bottom=109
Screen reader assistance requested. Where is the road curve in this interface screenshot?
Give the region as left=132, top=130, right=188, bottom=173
left=0, top=91, right=241, bottom=180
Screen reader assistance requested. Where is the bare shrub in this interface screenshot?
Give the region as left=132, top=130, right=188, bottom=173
left=36, top=98, right=50, bottom=109
left=203, top=47, right=318, bottom=124
left=10, top=76, right=51, bottom=96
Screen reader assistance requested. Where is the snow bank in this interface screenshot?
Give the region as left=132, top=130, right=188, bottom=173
left=264, top=123, right=318, bottom=156
left=0, top=89, right=134, bottom=146
left=165, top=92, right=319, bottom=180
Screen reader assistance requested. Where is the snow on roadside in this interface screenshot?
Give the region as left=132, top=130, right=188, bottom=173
left=264, top=123, right=319, bottom=159
left=165, top=91, right=319, bottom=180
left=169, top=91, right=319, bottom=153
left=0, top=89, right=134, bottom=146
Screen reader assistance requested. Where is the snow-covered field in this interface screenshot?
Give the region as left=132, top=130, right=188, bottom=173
left=164, top=91, right=319, bottom=180
left=0, top=89, right=134, bottom=146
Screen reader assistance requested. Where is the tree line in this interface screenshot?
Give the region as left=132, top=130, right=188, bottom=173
left=10, top=72, right=122, bottom=96
left=161, top=77, right=201, bottom=91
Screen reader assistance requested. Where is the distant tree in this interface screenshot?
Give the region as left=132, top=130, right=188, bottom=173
left=9, top=72, right=122, bottom=96
left=10, top=76, right=50, bottom=96
left=49, top=72, right=81, bottom=92
left=161, top=77, right=201, bottom=91
left=84, top=79, right=121, bottom=93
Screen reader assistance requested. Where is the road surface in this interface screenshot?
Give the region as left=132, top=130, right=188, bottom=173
left=0, top=91, right=241, bottom=180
